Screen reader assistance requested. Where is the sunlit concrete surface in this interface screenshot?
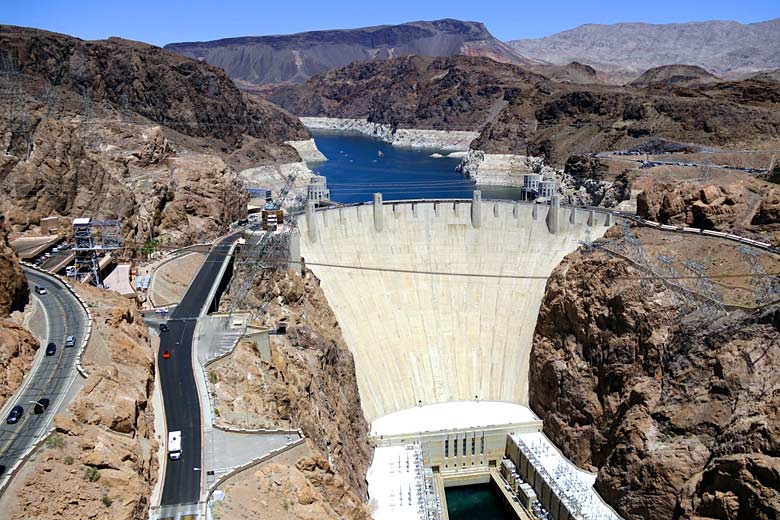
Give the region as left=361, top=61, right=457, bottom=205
left=370, top=401, right=538, bottom=438
left=298, top=199, right=610, bottom=421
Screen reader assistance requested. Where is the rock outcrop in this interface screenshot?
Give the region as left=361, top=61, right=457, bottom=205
left=214, top=268, right=371, bottom=499
left=637, top=181, right=780, bottom=243
left=0, top=218, right=35, bottom=410
left=530, top=241, right=780, bottom=520
left=0, top=319, right=38, bottom=410
left=629, top=64, right=720, bottom=88
left=0, top=25, right=314, bottom=246
left=9, top=284, right=156, bottom=520
left=0, top=217, right=27, bottom=314
left=212, top=442, right=370, bottom=520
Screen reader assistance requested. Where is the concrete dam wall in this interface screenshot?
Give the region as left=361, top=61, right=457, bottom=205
left=297, top=196, right=611, bottom=422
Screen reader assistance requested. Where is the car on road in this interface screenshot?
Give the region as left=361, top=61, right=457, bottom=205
left=0, top=464, right=5, bottom=476
left=64, top=335, right=76, bottom=348
left=162, top=350, right=171, bottom=359
left=34, top=284, right=47, bottom=295
left=159, top=323, right=169, bottom=333
left=45, top=343, right=56, bottom=356
left=6, top=405, right=24, bottom=424
left=33, top=398, right=50, bottom=414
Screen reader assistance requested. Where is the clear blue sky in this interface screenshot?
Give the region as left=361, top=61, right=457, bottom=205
left=3, top=0, right=778, bottom=45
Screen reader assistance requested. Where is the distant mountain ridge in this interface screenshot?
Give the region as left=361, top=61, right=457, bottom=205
left=509, top=19, right=780, bottom=80
left=165, top=19, right=539, bottom=85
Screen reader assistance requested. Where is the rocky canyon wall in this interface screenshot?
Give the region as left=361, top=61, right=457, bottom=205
left=530, top=238, right=780, bottom=519
left=213, top=267, right=372, bottom=503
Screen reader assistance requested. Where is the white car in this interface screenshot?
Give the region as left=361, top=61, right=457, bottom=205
left=34, top=285, right=47, bottom=295
left=64, top=335, right=76, bottom=348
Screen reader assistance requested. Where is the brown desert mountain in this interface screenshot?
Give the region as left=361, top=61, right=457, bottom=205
left=509, top=18, right=780, bottom=81
left=629, top=64, right=721, bottom=88
left=165, top=19, right=540, bottom=86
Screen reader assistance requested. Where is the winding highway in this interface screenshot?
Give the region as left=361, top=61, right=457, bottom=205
left=0, top=268, right=88, bottom=490
left=158, top=234, right=238, bottom=508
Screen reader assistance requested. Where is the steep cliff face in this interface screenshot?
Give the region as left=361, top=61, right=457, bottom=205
left=0, top=25, right=310, bottom=246
left=0, top=217, right=27, bottom=313
left=214, top=268, right=371, bottom=500
left=9, top=284, right=157, bottom=520
left=268, top=55, right=780, bottom=166
left=0, top=217, right=36, bottom=410
left=530, top=241, right=780, bottom=520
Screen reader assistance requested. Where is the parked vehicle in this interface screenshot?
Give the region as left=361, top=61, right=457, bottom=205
left=6, top=405, right=23, bottom=424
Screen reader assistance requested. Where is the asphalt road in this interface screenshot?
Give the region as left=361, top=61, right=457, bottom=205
left=0, top=269, right=87, bottom=481
left=158, top=234, right=238, bottom=506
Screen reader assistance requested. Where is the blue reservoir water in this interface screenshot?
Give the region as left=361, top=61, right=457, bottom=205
left=446, top=483, right=516, bottom=520
left=310, top=130, right=522, bottom=203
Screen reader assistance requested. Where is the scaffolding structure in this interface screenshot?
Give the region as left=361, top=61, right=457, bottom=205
left=71, top=218, right=122, bottom=287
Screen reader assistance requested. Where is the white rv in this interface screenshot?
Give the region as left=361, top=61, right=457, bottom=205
left=168, top=430, right=182, bottom=460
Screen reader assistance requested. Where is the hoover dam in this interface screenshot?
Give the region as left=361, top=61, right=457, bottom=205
left=298, top=194, right=612, bottom=422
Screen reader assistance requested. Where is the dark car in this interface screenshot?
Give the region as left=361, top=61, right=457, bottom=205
left=0, top=464, right=6, bottom=476
left=45, top=343, right=56, bottom=356
left=33, top=398, right=50, bottom=414
left=159, top=323, right=169, bottom=333
left=6, top=405, right=23, bottom=424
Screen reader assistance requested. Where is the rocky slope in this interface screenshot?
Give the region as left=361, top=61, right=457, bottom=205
left=165, top=19, right=537, bottom=86
left=0, top=25, right=313, bottom=247
left=508, top=18, right=780, bottom=81
left=630, top=64, right=720, bottom=88
left=8, top=283, right=157, bottom=520
left=530, top=236, right=780, bottom=520
left=0, top=217, right=36, bottom=410
left=269, top=55, right=780, bottom=167
left=213, top=442, right=369, bottom=520
left=213, top=267, right=371, bottom=500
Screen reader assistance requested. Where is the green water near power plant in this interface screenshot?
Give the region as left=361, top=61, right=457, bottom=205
left=445, top=483, right=516, bottom=520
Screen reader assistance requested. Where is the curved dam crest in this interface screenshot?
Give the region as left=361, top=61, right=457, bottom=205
left=297, top=197, right=611, bottom=422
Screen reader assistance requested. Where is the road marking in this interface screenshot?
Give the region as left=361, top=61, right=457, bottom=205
left=0, top=279, right=71, bottom=457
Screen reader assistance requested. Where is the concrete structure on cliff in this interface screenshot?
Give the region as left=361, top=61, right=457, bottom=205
left=295, top=192, right=620, bottom=519
left=297, top=192, right=611, bottom=422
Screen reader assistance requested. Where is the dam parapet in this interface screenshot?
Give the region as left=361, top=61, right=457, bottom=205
left=295, top=195, right=617, bottom=422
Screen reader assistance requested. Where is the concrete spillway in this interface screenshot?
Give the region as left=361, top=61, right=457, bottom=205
left=298, top=196, right=610, bottom=422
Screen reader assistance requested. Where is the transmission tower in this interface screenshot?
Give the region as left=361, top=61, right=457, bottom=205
left=701, top=163, right=712, bottom=181
left=682, top=259, right=725, bottom=316
left=656, top=254, right=694, bottom=312
left=228, top=174, right=298, bottom=313
left=81, top=87, right=99, bottom=150
left=738, top=245, right=780, bottom=305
